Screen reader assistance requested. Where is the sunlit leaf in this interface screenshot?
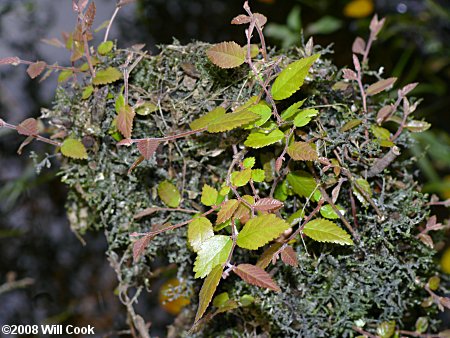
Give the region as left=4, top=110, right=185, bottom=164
left=303, top=218, right=353, bottom=245
left=243, top=157, right=255, bottom=169
left=92, top=67, right=122, bottom=85
left=201, top=184, right=218, bottom=206
left=244, top=129, right=284, bottom=148
left=190, top=107, right=226, bottom=130
left=216, top=199, right=239, bottom=224
left=195, top=264, right=223, bottom=322
left=293, top=108, right=319, bottom=127
left=245, top=103, right=272, bottom=128
left=207, top=110, right=259, bottom=133
left=234, top=264, right=280, bottom=292
left=157, top=180, right=181, bottom=208
left=136, top=102, right=158, bottom=116
left=194, top=236, right=232, bottom=278
left=117, top=104, right=135, bottom=139
left=188, top=217, right=214, bottom=252
left=61, top=138, right=88, bottom=159
left=287, top=141, right=318, bottom=161
left=206, top=41, right=246, bottom=69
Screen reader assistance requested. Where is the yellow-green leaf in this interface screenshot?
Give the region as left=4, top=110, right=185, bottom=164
left=287, top=141, right=318, bottom=161
left=293, top=108, right=319, bottom=127
left=236, top=214, right=290, bottom=250
left=201, top=184, right=218, bottom=206
left=244, top=129, right=284, bottom=148
left=353, top=178, right=372, bottom=205
left=371, top=125, right=391, bottom=140
left=231, top=168, right=252, bottom=187
left=92, top=67, right=122, bottom=85
left=244, top=103, right=272, bottom=128
left=243, top=157, right=255, bottom=169
left=251, top=169, right=265, bottom=182
left=287, top=170, right=321, bottom=201
left=136, top=102, right=158, bottom=116
left=271, top=54, right=320, bottom=100
left=81, top=85, right=94, bottom=100
left=61, top=138, right=88, bottom=159
left=188, top=217, right=214, bottom=252
left=281, top=99, right=307, bottom=120
left=213, top=292, right=229, bottom=308
left=97, top=40, right=113, bottom=55
left=340, top=119, right=362, bottom=132
left=190, top=107, right=226, bottom=130
left=216, top=199, right=239, bottom=224
left=194, top=236, right=232, bottom=278
left=376, top=321, right=396, bottom=338
left=206, top=41, right=246, bottom=69
left=157, top=180, right=181, bottom=208
left=303, top=218, right=353, bottom=245
left=207, top=110, right=259, bottom=133
left=320, top=204, right=346, bottom=219
left=58, top=70, right=73, bottom=83
left=195, top=264, right=223, bottom=322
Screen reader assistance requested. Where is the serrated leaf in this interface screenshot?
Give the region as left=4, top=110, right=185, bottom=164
left=287, top=141, right=318, bottom=161
left=233, top=195, right=254, bottom=224
left=206, top=41, right=246, bottom=69
left=195, top=264, right=223, bottom=322
left=137, top=139, right=159, bottom=159
left=236, top=214, right=289, bottom=250
left=0, top=56, right=21, bottom=65
left=287, top=170, right=321, bottom=201
left=253, top=198, right=283, bottom=212
left=293, top=108, right=319, bottom=127
left=136, top=102, right=158, bottom=116
left=115, top=94, right=125, bottom=113
left=320, top=204, right=346, bottom=219
left=82, top=85, right=94, bottom=99
left=157, top=180, right=181, bottom=208
left=234, top=264, right=280, bottom=292
left=132, top=235, right=153, bottom=262
left=340, top=119, right=362, bottom=132
left=303, top=218, right=353, bottom=245
left=92, top=67, right=122, bottom=85
left=271, top=54, right=320, bottom=100
left=201, top=184, right=218, bottom=206
left=256, top=242, right=283, bottom=269
left=194, top=236, right=232, bottom=278
left=251, top=169, right=265, bottom=182
left=97, top=40, right=113, bottom=55
left=188, top=217, right=214, bottom=252
left=245, top=104, right=272, bottom=128
left=58, top=70, right=73, bottom=82
left=190, top=106, right=226, bottom=130
left=117, top=104, right=135, bottom=139
left=244, top=129, right=284, bottom=148
left=366, top=77, right=397, bottom=96
left=61, top=138, right=88, bottom=159
left=207, top=110, right=259, bottom=133
left=281, top=246, right=298, bottom=267
left=243, top=157, right=255, bottom=169
left=216, top=199, right=239, bottom=224
left=280, top=99, right=306, bottom=120
left=26, top=61, right=46, bottom=79
left=17, top=118, right=38, bottom=136
left=231, top=168, right=252, bottom=187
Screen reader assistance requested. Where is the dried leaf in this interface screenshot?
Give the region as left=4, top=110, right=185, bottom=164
left=280, top=246, right=298, bottom=267
left=206, top=41, right=246, bottom=69
left=234, top=264, right=280, bottom=292
left=216, top=199, right=239, bottom=224
left=0, top=56, right=21, bottom=66
left=366, top=77, right=397, bottom=96
left=16, top=118, right=38, bottom=136
left=132, top=235, right=153, bottom=262
left=117, top=104, right=135, bottom=139
left=253, top=198, right=284, bottom=212
left=195, top=264, right=223, bottom=322
left=157, top=180, right=181, bottom=208
left=137, top=139, right=159, bottom=159
left=127, top=156, right=144, bottom=175
left=231, top=14, right=250, bottom=25
left=342, top=68, right=357, bottom=81
left=352, top=37, right=366, bottom=55
left=92, top=67, right=122, bottom=85
left=256, top=242, right=282, bottom=269
left=61, top=138, right=88, bottom=159
left=133, top=207, right=159, bottom=219
left=26, top=61, right=46, bottom=79
left=287, top=141, right=318, bottom=161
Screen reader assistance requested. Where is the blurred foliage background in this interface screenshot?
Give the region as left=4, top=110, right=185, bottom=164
left=0, top=0, right=448, bottom=336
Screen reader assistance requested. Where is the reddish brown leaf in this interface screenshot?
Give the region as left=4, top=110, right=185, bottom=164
left=26, top=61, right=46, bottom=79
left=84, top=1, right=96, bottom=29
left=352, top=37, right=365, bottom=55
left=376, top=105, right=393, bottom=124
left=369, top=14, right=385, bottom=37
left=206, top=41, right=246, bottom=69
left=275, top=157, right=283, bottom=173
left=132, top=234, right=153, bottom=262
left=418, top=233, right=433, bottom=248
left=254, top=13, right=267, bottom=28
left=116, top=138, right=134, bottom=146
left=216, top=199, right=239, bottom=224
left=342, top=69, right=357, bottom=81
left=366, top=77, right=397, bottom=96
left=254, top=198, right=283, bottom=212
left=281, top=245, right=298, bottom=267
left=234, top=264, right=280, bottom=292
left=17, top=136, right=34, bottom=155
left=0, top=56, right=21, bottom=65
left=256, top=242, right=282, bottom=269
left=133, top=207, right=159, bottom=219
left=440, top=297, right=450, bottom=310
left=137, top=139, right=159, bottom=160
left=352, top=54, right=360, bottom=72
left=127, top=155, right=145, bottom=175
left=117, top=104, right=135, bottom=139
left=16, top=118, right=38, bottom=136
left=399, top=82, right=418, bottom=97
left=287, top=141, right=318, bottom=161
left=231, top=14, right=250, bottom=25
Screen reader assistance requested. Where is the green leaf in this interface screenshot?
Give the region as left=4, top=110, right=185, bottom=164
left=274, top=179, right=289, bottom=201
left=201, top=184, right=218, bottom=206
left=287, top=209, right=305, bottom=224
left=405, top=120, right=431, bottom=133
left=303, top=218, right=353, bottom=245
left=206, top=41, right=246, bottom=69
left=239, top=294, right=255, bottom=307
left=81, top=85, right=94, bottom=100
left=287, top=170, right=321, bottom=201
left=188, top=217, right=214, bottom=252
left=213, top=292, right=229, bottom=308
left=216, top=199, right=239, bottom=224
left=306, top=15, right=342, bottom=35
left=207, top=110, right=259, bottom=133
left=376, top=321, right=396, bottom=338
left=58, top=70, right=73, bottom=83
left=251, top=169, right=265, bottom=182
left=195, top=264, right=223, bottom=322
left=92, top=67, right=122, bottom=85
left=293, top=108, right=319, bottom=127
left=287, top=141, right=318, bottom=161
left=415, top=317, right=428, bottom=334
left=190, top=107, right=226, bottom=130
left=136, top=102, right=158, bottom=116
left=231, top=168, right=252, bottom=187
left=271, top=54, right=320, bottom=100
left=353, top=178, right=372, bottom=205
left=157, top=180, right=181, bottom=208
left=115, top=93, right=125, bottom=113
left=236, top=214, right=290, bottom=250
left=340, top=119, right=362, bottom=132
left=243, top=157, right=255, bottom=169
left=244, top=129, right=284, bottom=148
left=281, top=99, right=306, bottom=120
left=194, top=236, right=232, bottom=278
left=245, top=103, right=272, bottom=128
left=61, top=138, right=88, bottom=159
left=371, top=125, right=391, bottom=140
left=97, top=40, right=114, bottom=55
left=320, top=204, right=346, bottom=219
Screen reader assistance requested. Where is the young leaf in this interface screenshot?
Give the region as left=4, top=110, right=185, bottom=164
left=157, top=180, right=181, bottom=208
left=236, top=214, right=289, bottom=250
left=303, top=218, right=353, bottom=245
left=281, top=245, right=298, bottom=267
left=352, top=37, right=366, bottom=55
left=366, top=77, right=397, bottom=96
left=206, top=41, right=246, bottom=69
left=287, top=171, right=321, bottom=201
left=253, top=198, right=284, bottom=212
left=207, top=110, right=259, bottom=133
left=280, top=99, right=306, bottom=120
left=194, top=236, right=232, bottom=278
left=231, top=168, right=252, bottom=187
left=97, top=40, right=113, bottom=55
left=26, top=61, right=46, bottom=79
left=201, top=184, right=218, bottom=206
left=81, top=85, right=94, bottom=99
left=271, top=54, right=320, bottom=100
left=244, top=129, right=284, bottom=148
left=234, top=264, right=280, bottom=292
left=61, top=138, right=88, bottom=159
left=16, top=118, right=38, bottom=136
left=216, top=199, right=239, bottom=224
left=376, top=106, right=393, bottom=124
left=245, top=104, right=272, bottom=128
left=92, top=67, right=122, bottom=85
left=293, top=108, right=318, bottom=127
left=342, top=69, right=357, bottom=81
left=243, top=157, right=255, bottom=169
left=287, top=142, right=318, bottom=161
left=231, top=14, right=251, bottom=25
left=133, top=235, right=153, bottom=262
left=353, top=178, right=372, bottom=205
left=188, top=217, right=214, bottom=252
left=251, top=169, right=265, bottom=182
left=195, top=264, right=223, bottom=322
left=0, top=56, right=21, bottom=65
left=233, top=195, right=254, bottom=224
left=117, top=104, right=135, bottom=139
left=256, top=242, right=283, bottom=269
left=190, top=107, right=226, bottom=130
left=137, top=139, right=159, bottom=159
